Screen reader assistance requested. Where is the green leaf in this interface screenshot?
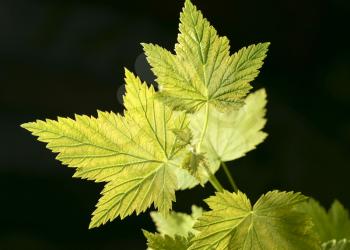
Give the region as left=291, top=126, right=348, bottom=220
left=143, top=0, right=269, bottom=112
left=299, top=199, right=350, bottom=242
left=144, top=230, right=193, bottom=250
left=189, top=89, right=268, bottom=179
left=189, top=190, right=320, bottom=250
left=171, top=127, right=193, bottom=146
left=151, top=205, right=203, bottom=237
left=322, top=239, right=350, bottom=250
left=181, top=149, right=210, bottom=185
left=175, top=166, right=199, bottom=190
left=21, top=69, right=197, bottom=228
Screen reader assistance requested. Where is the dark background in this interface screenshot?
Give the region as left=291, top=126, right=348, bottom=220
left=1, top=0, right=349, bottom=249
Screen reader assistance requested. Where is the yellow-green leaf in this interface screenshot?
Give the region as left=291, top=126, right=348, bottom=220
left=189, top=89, right=268, bottom=181
left=144, top=230, right=193, bottom=250
left=21, top=69, right=196, bottom=228
left=143, top=0, right=269, bottom=112
left=150, top=205, right=203, bottom=238
left=189, top=190, right=320, bottom=250
left=299, top=199, right=350, bottom=242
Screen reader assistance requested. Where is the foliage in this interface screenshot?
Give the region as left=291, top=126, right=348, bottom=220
left=21, top=0, right=349, bottom=249
left=189, top=191, right=319, bottom=250
left=22, top=70, right=197, bottom=228
left=299, top=199, right=350, bottom=247
left=150, top=205, right=202, bottom=237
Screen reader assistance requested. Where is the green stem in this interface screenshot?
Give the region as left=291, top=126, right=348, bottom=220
left=208, top=177, right=223, bottom=192
left=221, top=161, right=239, bottom=192
left=197, top=103, right=210, bottom=153
left=197, top=103, right=223, bottom=192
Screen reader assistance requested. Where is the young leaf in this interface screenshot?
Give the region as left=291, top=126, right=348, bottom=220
left=143, top=0, right=269, bottom=112
left=143, top=230, right=193, bottom=250
left=189, top=89, right=268, bottom=179
left=322, top=239, right=350, bottom=250
left=181, top=149, right=210, bottom=185
left=150, top=205, right=203, bottom=237
left=299, top=199, right=350, bottom=242
left=189, top=190, right=320, bottom=250
left=21, top=69, right=196, bottom=228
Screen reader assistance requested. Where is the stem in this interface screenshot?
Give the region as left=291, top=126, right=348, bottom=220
left=208, top=177, right=223, bottom=192
left=221, top=161, right=239, bottom=192
left=197, top=103, right=224, bottom=192
left=197, top=103, right=210, bottom=153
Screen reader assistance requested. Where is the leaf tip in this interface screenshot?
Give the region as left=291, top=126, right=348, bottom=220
left=20, top=122, right=31, bottom=130
left=20, top=120, right=42, bottom=132
left=88, top=221, right=97, bottom=230
left=89, top=213, right=105, bottom=229
left=263, top=41, right=271, bottom=47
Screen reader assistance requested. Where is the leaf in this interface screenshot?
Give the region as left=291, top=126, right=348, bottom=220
left=181, top=149, right=210, bottom=185
left=146, top=206, right=203, bottom=250
left=189, top=190, right=320, bottom=250
left=175, top=166, right=199, bottom=190
left=151, top=205, right=203, bottom=237
left=144, top=230, right=194, bottom=250
left=322, top=239, right=350, bottom=250
left=171, top=127, right=193, bottom=147
left=143, top=0, right=269, bottom=112
left=299, top=199, right=350, bottom=242
left=21, top=69, right=197, bottom=228
left=189, top=89, right=268, bottom=179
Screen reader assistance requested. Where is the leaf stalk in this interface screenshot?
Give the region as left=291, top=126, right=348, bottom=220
left=221, top=161, right=239, bottom=192
left=197, top=103, right=224, bottom=192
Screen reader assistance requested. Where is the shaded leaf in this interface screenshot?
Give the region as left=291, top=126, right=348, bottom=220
left=188, top=89, right=267, bottom=180
left=151, top=205, right=203, bottom=237
left=144, top=230, right=193, bottom=250
left=299, top=199, right=350, bottom=242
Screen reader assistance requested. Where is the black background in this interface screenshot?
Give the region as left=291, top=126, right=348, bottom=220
left=1, top=0, right=350, bottom=249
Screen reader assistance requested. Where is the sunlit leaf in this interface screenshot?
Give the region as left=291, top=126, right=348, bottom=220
left=189, top=190, right=320, bottom=250
left=143, top=0, right=269, bottom=112
left=22, top=69, right=196, bottom=228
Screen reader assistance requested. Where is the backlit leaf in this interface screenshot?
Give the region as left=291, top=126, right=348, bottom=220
left=22, top=69, right=196, bottom=228
left=189, top=190, right=320, bottom=250
left=143, top=0, right=269, bottom=112
left=188, top=89, right=267, bottom=180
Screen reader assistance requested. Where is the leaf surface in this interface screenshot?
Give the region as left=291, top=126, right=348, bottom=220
left=144, top=230, right=193, bottom=250
left=189, top=89, right=267, bottom=179
left=189, top=190, right=320, bottom=250
left=21, top=69, right=196, bottom=228
left=143, top=0, right=269, bottom=112
left=151, top=205, right=203, bottom=237
left=299, top=199, right=350, bottom=242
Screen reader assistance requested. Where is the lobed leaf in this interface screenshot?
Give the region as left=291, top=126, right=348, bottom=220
left=144, top=230, right=193, bottom=250
left=299, top=199, right=350, bottom=242
left=188, top=89, right=268, bottom=181
left=189, top=190, right=320, bottom=250
left=143, top=0, right=269, bottom=112
left=21, top=69, right=197, bottom=228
